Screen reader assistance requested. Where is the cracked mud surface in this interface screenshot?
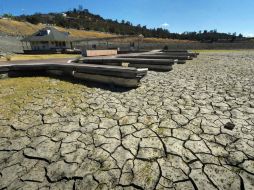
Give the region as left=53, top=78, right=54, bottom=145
left=0, top=51, right=254, bottom=190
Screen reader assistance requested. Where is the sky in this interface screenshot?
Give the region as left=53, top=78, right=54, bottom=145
left=0, top=0, right=254, bottom=37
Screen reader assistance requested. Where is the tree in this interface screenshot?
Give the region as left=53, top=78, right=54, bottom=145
left=3, top=13, right=13, bottom=18
left=26, top=15, right=40, bottom=24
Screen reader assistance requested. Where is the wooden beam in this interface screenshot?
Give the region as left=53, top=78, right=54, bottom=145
left=73, top=72, right=141, bottom=88
left=117, top=54, right=192, bottom=60
left=0, top=62, right=148, bottom=88
left=78, top=57, right=176, bottom=65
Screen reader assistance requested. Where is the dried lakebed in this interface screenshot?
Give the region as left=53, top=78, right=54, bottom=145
left=0, top=51, right=254, bottom=190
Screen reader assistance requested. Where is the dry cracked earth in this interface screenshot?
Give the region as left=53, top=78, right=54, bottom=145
left=0, top=51, right=254, bottom=190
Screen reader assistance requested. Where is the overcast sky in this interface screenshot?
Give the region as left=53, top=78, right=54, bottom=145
left=1, top=0, right=254, bottom=36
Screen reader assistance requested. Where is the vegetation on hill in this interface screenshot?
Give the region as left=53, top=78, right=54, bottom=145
left=0, top=19, right=193, bottom=44
left=9, top=6, right=244, bottom=42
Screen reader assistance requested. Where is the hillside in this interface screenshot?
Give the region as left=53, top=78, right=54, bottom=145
left=12, top=8, right=244, bottom=42
left=0, top=18, right=194, bottom=53
left=0, top=19, right=192, bottom=44
left=0, top=19, right=114, bottom=38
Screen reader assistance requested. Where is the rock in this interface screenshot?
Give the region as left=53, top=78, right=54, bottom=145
left=224, top=122, right=235, bottom=130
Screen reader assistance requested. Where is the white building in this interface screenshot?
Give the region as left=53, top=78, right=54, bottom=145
left=21, top=27, right=74, bottom=52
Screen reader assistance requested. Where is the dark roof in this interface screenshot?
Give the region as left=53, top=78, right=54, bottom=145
left=22, top=27, right=73, bottom=42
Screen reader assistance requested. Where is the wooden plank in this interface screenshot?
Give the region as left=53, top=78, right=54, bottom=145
left=0, top=66, right=9, bottom=74
left=46, top=70, right=74, bottom=76
left=162, top=50, right=188, bottom=53
left=60, top=63, right=147, bottom=79
left=79, top=57, right=175, bottom=65
left=151, top=52, right=198, bottom=57
left=129, top=64, right=173, bottom=71
left=73, top=61, right=171, bottom=71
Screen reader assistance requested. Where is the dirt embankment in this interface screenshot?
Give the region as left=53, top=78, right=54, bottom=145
left=0, top=19, right=195, bottom=53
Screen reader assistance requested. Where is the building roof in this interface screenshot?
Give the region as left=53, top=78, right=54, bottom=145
left=22, top=27, right=73, bottom=42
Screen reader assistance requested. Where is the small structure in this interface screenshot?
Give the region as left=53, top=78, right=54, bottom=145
left=21, top=27, right=75, bottom=53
